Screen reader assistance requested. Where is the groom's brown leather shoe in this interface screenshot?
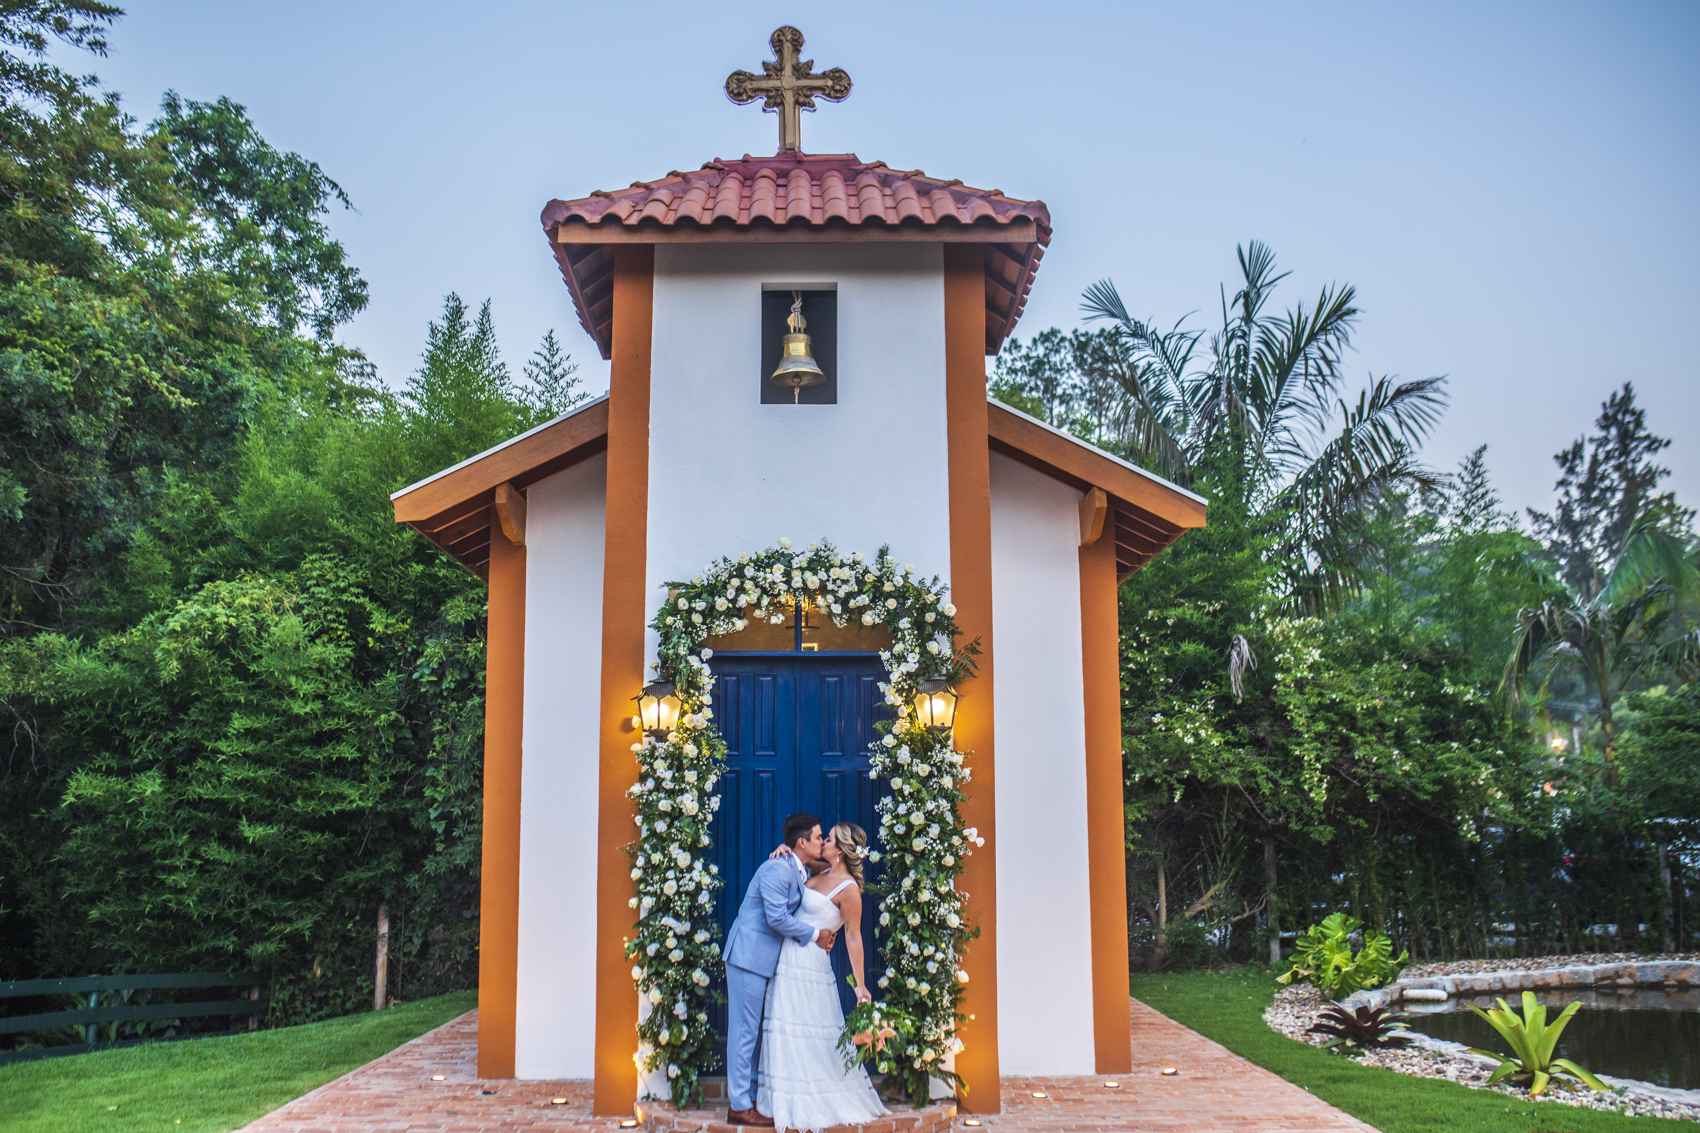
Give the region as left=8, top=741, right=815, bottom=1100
left=728, top=1108, right=775, bottom=1127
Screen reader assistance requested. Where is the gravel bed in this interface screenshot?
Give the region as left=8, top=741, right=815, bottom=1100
left=1264, top=980, right=1700, bottom=1122
left=1404, top=952, right=1700, bottom=977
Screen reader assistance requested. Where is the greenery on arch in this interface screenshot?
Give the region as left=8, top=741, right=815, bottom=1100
left=626, top=538, right=981, bottom=1108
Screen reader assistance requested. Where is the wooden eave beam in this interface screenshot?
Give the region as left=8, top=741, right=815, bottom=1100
left=987, top=402, right=1206, bottom=532
left=392, top=399, right=610, bottom=525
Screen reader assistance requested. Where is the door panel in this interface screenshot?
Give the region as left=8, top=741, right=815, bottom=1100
left=707, top=653, right=891, bottom=1044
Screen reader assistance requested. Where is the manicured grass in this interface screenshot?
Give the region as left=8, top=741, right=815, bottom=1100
left=0, top=990, right=475, bottom=1133
left=1130, top=969, right=1688, bottom=1133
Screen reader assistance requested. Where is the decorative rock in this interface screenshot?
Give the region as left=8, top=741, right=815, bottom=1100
left=1403, top=988, right=1448, bottom=1002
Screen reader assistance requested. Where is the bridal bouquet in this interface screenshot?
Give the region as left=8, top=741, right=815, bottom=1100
left=838, top=996, right=913, bottom=1072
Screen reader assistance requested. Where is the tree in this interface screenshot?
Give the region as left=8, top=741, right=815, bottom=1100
left=155, top=92, right=368, bottom=341
left=401, top=295, right=526, bottom=478
left=1503, top=503, right=1699, bottom=783
left=1068, top=241, right=1448, bottom=611
left=1528, top=383, right=1692, bottom=601
left=519, top=328, right=588, bottom=418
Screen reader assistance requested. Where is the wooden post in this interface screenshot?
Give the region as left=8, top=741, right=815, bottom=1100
left=1265, top=838, right=1280, bottom=964
left=374, top=902, right=391, bottom=1011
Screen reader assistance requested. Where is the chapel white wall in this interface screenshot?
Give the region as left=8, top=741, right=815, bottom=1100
left=515, top=453, right=608, bottom=1079
left=987, top=451, right=1097, bottom=1076
left=645, top=243, right=951, bottom=624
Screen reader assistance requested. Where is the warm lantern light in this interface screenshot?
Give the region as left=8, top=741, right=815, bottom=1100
left=913, top=678, right=958, bottom=735
left=1103, top=1081, right=1121, bottom=1088
left=620, top=1121, right=641, bottom=1128
left=1161, top=1067, right=1178, bottom=1076
left=430, top=1075, right=445, bottom=1081
left=635, top=681, right=682, bottom=739
left=551, top=1097, right=567, bottom=1105
left=1030, top=1091, right=1048, bottom=1099
left=962, top=1121, right=982, bottom=1127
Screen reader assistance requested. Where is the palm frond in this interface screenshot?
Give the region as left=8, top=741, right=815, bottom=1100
left=1600, top=501, right=1700, bottom=606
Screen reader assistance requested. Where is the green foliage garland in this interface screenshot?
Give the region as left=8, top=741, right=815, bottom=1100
left=631, top=538, right=979, bottom=1107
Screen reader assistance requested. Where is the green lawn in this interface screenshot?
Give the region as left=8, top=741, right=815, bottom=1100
left=0, top=990, right=475, bottom=1133
left=1130, top=969, right=1690, bottom=1133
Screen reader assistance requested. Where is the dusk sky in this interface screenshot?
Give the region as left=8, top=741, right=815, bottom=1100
left=72, top=1, right=1699, bottom=519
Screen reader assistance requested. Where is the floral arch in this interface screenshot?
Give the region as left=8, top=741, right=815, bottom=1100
left=625, top=538, right=983, bottom=1107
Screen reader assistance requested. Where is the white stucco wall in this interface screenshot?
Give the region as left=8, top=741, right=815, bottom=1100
left=644, top=242, right=951, bottom=618
left=988, top=451, right=1097, bottom=1075
left=515, top=453, right=608, bottom=1079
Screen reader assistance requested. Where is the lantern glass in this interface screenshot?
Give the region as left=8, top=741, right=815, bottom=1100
left=913, top=678, right=957, bottom=734
left=636, top=681, right=681, bottom=737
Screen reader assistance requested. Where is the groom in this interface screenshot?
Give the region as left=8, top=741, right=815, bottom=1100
left=723, top=813, right=837, bottom=1127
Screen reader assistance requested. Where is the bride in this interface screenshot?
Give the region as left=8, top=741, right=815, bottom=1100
left=759, top=822, right=889, bottom=1132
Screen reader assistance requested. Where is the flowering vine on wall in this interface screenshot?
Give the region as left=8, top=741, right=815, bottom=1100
left=626, top=537, right=982, bottom=1108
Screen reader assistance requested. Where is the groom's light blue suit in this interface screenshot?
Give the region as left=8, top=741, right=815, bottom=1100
left=723, top=856, right=818, bottom=1113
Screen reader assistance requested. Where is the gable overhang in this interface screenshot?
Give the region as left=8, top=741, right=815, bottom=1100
left=542, top=155, right=1049, bottom=361
left=391, top=394, right=1204, bottom=584
left=986, top=399, right=1206, bottom=582
left=390, top=395, right=610, bottom=579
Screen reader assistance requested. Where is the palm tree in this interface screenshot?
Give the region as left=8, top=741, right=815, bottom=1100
left=1079, top=241, right=1448, bottom=611
left=1502, top=504, right=1700, bottom=782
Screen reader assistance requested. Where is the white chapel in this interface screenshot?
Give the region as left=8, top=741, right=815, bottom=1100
left=390, top=26, right=1204, bottom=1115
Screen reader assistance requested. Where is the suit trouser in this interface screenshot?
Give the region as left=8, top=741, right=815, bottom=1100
left=725, top=963, right=769, bottom=1111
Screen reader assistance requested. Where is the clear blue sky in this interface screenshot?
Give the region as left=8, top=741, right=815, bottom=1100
left=77, top=1, right=1699, bottom=518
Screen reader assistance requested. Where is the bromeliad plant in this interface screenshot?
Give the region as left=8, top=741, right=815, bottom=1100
left=1467, top=992, right=1607, bottom=1097
left=1276, top=912, right=1409, bottom=1000
left=636, top=538, right=981, bottom=1107
left=1306, top=1004, right=1414, bottom=1055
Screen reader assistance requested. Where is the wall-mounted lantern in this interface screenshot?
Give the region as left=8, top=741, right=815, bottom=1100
left=913, top=678, right=958, bottom=735
left=635, top=680, right=682, bottom=739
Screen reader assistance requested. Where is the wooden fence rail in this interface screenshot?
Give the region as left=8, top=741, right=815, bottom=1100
left=0, top=972, right=266, bottom=1065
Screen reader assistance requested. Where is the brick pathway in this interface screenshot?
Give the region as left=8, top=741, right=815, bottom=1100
left=239, top=1000, right=1370, bottom=1132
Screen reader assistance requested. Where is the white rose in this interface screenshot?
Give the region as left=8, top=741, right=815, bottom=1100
left=944, top=604, right=957, bottom=616
left=668, top=948, right=685, bottom=962
left=778, top=537, right=792, bottom=548
left=663, top=880, right=677, bottom=895
left=886, top=598, right=898, bottom=609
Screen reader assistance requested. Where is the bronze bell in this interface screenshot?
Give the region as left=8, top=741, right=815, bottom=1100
left=770, top=290, right=825, bottom=403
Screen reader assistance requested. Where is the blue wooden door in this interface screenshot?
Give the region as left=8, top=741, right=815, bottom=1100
left=708, top=652, right=890, bottom=1047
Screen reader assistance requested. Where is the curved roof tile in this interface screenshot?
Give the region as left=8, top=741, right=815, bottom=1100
left=542, top=152, right=1051, bottom=359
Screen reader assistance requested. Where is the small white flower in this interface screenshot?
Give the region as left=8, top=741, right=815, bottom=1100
left=944, top=604, right=957, bottom=616
left=778, top=537, right=792, bottom=549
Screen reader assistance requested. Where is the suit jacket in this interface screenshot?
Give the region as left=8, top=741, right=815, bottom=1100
left=724, top=856, right=818, bottom=978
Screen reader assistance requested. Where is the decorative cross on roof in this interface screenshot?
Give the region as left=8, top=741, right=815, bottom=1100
left=725, top=26, right=851, bottom=154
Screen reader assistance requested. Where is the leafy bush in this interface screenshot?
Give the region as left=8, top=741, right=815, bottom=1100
left=1276, top=913, right=1409, bottom=1000
left=1467, top=991, right=1606, bottom=1096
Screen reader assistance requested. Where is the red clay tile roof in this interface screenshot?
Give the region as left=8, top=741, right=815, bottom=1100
left=541, top=153, right=1050, bottom=360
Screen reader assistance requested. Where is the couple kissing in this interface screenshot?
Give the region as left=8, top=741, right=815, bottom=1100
left=723, top=814, right=888, bottom=1131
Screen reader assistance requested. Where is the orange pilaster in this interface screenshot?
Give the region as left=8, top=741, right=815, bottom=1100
left=478, top=520, right=526, bottom=1077
left=943, top=243, right=999, bottom=1109
left=592, top=245, right=655, bottom=1114
left=1080, top=531, right=1132, bottom=1073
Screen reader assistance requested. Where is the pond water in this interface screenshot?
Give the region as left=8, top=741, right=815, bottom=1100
left=1403, top=988, right=1700, bottom=1090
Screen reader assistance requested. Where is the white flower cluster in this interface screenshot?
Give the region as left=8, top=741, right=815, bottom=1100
left=868, top=722, right=980, bottom=1088
left=624, top=679, right=725, bottom=1106
left=644, top=538, right=977, bottom=1102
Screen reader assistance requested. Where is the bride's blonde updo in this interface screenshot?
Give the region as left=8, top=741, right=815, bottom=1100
left=831, top=822, right=869, bottom=885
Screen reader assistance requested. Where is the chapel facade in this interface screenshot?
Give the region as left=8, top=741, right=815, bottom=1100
left=391, top=28, right=1204, bottom=1115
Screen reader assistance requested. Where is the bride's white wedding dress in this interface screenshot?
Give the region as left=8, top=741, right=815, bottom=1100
left=757, top=880, right=889, bottom=1132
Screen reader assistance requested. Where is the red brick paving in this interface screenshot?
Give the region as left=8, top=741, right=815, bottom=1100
left=239, top=1000, right=1369, bottom=1132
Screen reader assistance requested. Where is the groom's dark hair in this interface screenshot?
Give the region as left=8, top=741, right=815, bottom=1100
left=782, top=813, right=822, bottom=850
